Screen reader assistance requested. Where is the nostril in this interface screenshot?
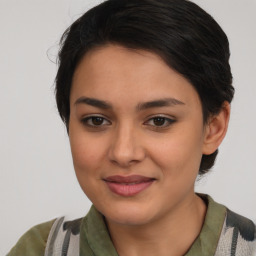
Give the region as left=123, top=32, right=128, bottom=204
left=110, top=157, right=137, bottom=168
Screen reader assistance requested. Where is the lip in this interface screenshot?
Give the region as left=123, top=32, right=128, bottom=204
left=103, top=175, right=155, bottom=197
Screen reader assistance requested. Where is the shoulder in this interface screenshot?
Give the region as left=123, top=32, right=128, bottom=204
left=225, top=208, right=256, bottom=242
left=7, top=216, right=84, bottom=256
left=215, top=207, right=256, bottom=255
left=7, top=218, right=56, bottom=256
left=195, top=194, right=256, bottom=255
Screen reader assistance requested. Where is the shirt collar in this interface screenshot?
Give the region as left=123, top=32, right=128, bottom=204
left=80, top=194, right=226, bottom=256
left=185, top=194, right=226, bottom=256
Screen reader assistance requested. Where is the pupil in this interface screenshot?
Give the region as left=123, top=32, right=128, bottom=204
left=153, top=117, right=165, bottom=126
left=92, top=117, right=103, bottom=125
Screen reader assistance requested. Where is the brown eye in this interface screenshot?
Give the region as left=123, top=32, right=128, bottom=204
left=81, top=116, right=111, bottom=127
left=91, top=117, right=104, bottom=126
left=145, top=116, right=175, bottom=128
left=153, top=117, right=166, bottom=126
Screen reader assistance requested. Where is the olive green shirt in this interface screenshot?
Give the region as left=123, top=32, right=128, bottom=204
left=8, top=195, right=227, bottom=256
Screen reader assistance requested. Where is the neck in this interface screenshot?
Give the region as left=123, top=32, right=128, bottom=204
left=106, top=193, right=206, bottom=256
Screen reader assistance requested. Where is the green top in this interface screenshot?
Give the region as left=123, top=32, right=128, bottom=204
left=7, top=219, right=56, bottom=256
left=8, top=194, right=226, bottom=256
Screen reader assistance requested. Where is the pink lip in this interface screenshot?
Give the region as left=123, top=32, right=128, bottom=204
left=104, top=175, right=155, bottom=197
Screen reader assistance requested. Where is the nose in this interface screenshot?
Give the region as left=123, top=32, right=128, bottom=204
left=108, top=123, right=146, bottom=167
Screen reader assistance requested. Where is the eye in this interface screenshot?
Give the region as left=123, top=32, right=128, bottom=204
left=145, top=116, right=175, bottom=128
left=81, top=116, right=111, bottom=127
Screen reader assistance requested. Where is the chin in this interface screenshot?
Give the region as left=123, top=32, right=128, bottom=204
left=100, top=202, right=155, bottom=226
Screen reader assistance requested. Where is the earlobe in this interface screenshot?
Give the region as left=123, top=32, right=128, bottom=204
left=202, top=102, right=231, bottom=155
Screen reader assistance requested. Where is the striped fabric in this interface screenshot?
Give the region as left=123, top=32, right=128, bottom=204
left=44, top=217, right=81, bottom=256
left=215, top=209, right=256, bottom=256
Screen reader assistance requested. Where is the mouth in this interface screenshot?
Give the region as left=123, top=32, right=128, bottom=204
left=103, top=175, right=156, bottom=197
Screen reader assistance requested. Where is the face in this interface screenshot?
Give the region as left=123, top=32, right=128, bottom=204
left=69, top=44, right=207, bottom=226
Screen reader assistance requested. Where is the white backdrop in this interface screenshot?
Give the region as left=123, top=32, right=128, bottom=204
left=1, top=0, right=255, bottom=254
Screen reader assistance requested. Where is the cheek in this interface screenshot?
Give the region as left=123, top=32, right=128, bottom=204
left=69, top=132, right=108, bottom=201
left=150, top=128, right=204, bottom=177
left=69, top=130, right=106, bottom=174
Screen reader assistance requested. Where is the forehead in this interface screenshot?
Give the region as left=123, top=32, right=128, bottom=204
left=71, top=44, right=201, bottom=110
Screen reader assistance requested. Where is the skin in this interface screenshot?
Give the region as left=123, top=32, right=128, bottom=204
left=69, top=44, right=230, bottom=256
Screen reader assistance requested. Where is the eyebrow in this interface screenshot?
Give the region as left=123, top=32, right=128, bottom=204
left=74, top=97, right=185, bottom=110
left=75, top=97, right=111, bottom=109
left=136, top=98, right=185, bottom=111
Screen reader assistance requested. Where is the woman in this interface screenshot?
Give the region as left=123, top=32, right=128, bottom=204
left=8, top=0, right=256, bottom=255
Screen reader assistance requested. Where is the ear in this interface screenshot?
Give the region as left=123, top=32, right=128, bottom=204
left=202, top=102, right=231, bottom=155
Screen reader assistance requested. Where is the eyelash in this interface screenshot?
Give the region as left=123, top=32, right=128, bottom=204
left=81, top=116, right=111, bottom=127
left=80, top=115, right=175, bottom=129
left=144, top=116, right=175, bottom=128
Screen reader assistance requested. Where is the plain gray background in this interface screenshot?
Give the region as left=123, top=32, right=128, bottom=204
left=1, top=0, right=256, bottom=254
